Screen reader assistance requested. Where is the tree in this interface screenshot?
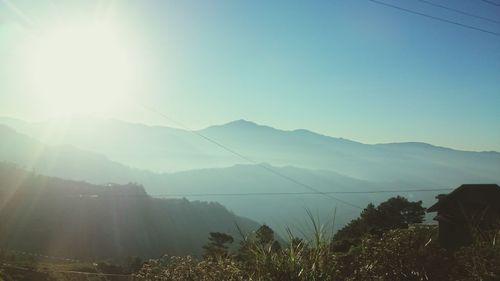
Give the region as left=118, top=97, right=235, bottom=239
left=376, top=196, right=426, bottom=229
left=255, top=225, right=275, bottom=245
left=236, top=225, right=279, bottom=262
left=203, top=232, right=234, bottom=258
left=333, top=196, right=426, bottom=243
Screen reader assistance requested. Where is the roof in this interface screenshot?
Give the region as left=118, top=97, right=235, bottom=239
left=427, top=184, right=500, bottom=213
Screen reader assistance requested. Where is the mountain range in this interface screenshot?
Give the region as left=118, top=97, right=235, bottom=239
left=0, top=116, right=499, bottom=231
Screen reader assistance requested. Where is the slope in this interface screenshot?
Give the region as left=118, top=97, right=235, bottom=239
left=0, top=163, right=258, bottom=260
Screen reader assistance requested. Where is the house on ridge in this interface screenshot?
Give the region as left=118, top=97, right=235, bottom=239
left=427, top=184, right=500, bottom=250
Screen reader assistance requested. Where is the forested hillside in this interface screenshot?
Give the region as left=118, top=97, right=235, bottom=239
left=0, top=163, right=258, bottom=260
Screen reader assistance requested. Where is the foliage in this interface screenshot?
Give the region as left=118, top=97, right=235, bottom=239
left=348, top=226, right=452, bottom=280
left=135, top=256, right=246, bottom=281
left=333, top=196, right=426, bottom=243
left=0, top=249, right=134, bottom=281
left=255, top=225, right=275, bottom=246
left=0, top=163, right=258, bottom=260
left=203, top=232, right=234, bottom=258
left=133, top=199, right=500, bottom=281
left=453, top=229, right=500, bottom=281
left=134, top=226, right=500, bottom=281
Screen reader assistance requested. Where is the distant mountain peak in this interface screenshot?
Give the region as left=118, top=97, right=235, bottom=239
left=226, top=119, right=259, bottom=127
left=202, top=119, right=275, bottom=132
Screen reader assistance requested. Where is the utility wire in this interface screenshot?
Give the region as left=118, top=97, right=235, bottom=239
left=481, top=0, right=500, bottom=7
left=139, top=103, right=363, bottom=209
left=416, top=0, right=500, bottom=25
left=367, top=0, right=500, bottom=37
left=155, top=188, right=453, bottom=198
left=46, top=188, right=453, bottom=199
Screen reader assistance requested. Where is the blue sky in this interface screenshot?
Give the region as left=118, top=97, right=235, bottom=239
left=0, top=0, right=499, bottom=151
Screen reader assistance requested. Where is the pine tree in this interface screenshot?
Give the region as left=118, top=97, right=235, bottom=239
left=203, top=232, right=234, bottom=258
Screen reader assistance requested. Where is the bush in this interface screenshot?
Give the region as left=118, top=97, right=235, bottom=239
left=134, top=256, right=246, bottom=281
left=347, top=226, right=452, bottom=281
left=134, top=215, right=500, bottom=281
left=453, top=230, right=500, bottom=281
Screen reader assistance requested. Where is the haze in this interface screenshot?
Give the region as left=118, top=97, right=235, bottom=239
left=0, top=0, right=499, bottom=152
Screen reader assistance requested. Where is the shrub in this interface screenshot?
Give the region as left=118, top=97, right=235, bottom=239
left=134, top=216, right=500, bottom=280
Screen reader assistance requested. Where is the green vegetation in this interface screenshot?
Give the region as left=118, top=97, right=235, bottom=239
left=0, top=175, right=500, bottom=281
left=203, top=232, right=234, bottom=258
left=333, top=196, right=426, bottom=243
left=134, top=198, right=500, bottom=281
left=0, top=163, right=258, bottom=260
left=0, top=249, right=138, bottom=281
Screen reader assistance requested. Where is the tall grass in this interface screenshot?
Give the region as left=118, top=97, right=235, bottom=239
left=134, top=218, right=500, bottom=281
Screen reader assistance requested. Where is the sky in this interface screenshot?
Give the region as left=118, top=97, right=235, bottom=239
left=0, top=0, right=499, bottom=152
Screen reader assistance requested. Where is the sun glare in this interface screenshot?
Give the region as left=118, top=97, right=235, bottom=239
left=27, top=23, right=139, bottom=116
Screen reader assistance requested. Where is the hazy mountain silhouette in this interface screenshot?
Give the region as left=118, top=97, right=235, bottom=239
left=0, top=117, right=499, bottom=231
left=1, top=116, right=498, bottom=185
left=156, top=164, right=417, bottom=230
left=0, top=124, right=373, bottom=228
left=0, top=124, right=151, bottom=184
left=0, top=163, right=258, bottom=260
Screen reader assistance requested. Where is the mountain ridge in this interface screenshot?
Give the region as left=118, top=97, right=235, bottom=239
left=2, top=116, right=497, bottom=154
left=0, top=162, right=259, bottom=259
left=0, top=119, right=498, bottom=232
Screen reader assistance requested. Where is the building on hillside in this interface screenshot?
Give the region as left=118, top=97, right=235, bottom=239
left=427, top=184, right=500, bottom=250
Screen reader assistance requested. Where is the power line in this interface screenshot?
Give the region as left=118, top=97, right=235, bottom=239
left=139, top=103, right=363, bottom=209
left=366, top=0, right=500, bottom=37
left=416, top=0, right=500, bottom=25
left=154, top=188, right=453, bottom=198
left=481, top=0, right=500, bottom=7
left=34, top=188, right=453, bottom=199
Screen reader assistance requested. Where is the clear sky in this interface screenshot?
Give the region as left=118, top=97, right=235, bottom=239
left=0, top=0, right=499, bottom=151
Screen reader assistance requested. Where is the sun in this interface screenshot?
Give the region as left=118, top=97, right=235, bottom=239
left=27, top=23, right=140, bottom=116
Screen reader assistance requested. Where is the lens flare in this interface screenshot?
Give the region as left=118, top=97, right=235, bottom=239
left=27, top=23, right=140, bottom=116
